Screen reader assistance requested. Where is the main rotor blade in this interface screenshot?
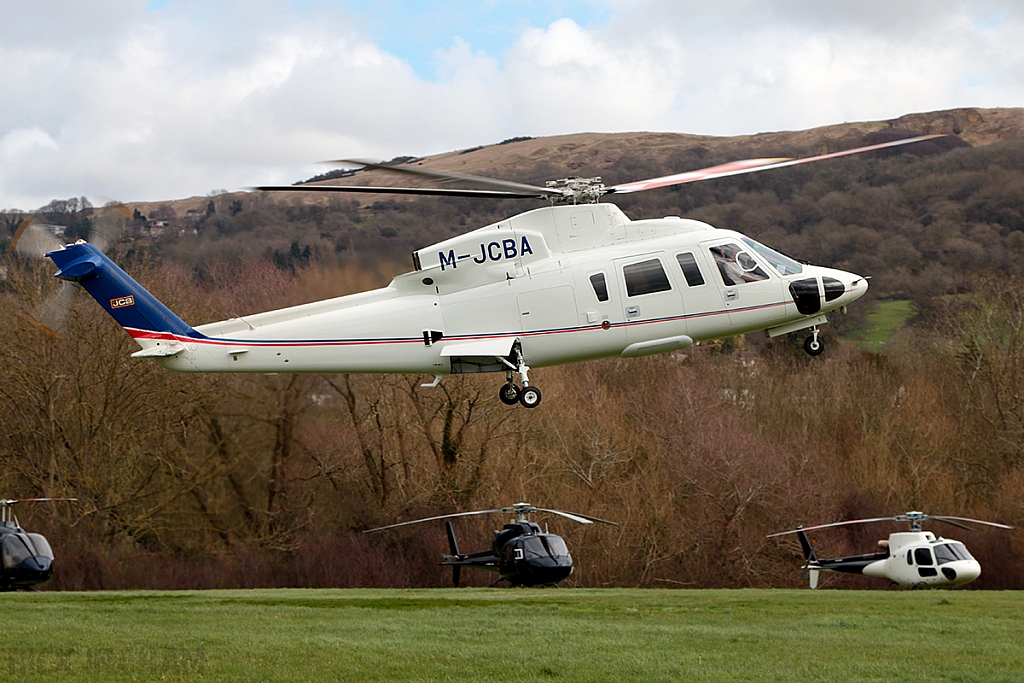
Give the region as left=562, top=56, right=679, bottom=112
left=535, top=508, right=619, bottom=526
left=930, top=515, right=1013, bottom=530
left=609, top=134, right=944, bottom=195
left=333, top=158, right=564, bottom=197
left=363, top=509, right=502, bottom=533
left=1, top=497, right=78, bottom=506
left=768, top=517, right=897, bottom=537
left=255, top=184, right=547, bottom=199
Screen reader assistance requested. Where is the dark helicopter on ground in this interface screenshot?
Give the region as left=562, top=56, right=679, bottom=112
left=365, top=503, right=617, bottom=587
left=1, top=498, right=75, bottom=591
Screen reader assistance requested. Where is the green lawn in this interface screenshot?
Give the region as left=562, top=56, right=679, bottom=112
left=1, top=589, right=1021, bottom=682
left=849, top=300, right=917, bottom=349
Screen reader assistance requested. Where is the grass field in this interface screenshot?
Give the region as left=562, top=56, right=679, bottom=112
left=849, top=300, right=917, bottom=349
left=1, top=588, right=1021, bottom=682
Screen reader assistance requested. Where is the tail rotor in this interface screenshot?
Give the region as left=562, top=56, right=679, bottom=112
left=8, top=203, right=128, bottom=335
left=796, top=528, right=821, bottom=589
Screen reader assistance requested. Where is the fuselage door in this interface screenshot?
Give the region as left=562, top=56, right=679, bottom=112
left=613, top=253, right=686, bottom=344
left=703, top=240, right=785, bottom=332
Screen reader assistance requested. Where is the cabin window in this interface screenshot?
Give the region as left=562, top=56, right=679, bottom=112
left=710, top=243, right=769, bottom=286
left=907, top=551, right=914, bottom=565
left=623, top=259, right=672, bottom=297
left=675, top=252, right=705, bottom=287
left=589, top=273, right=609, bottom=302
left=914, top=547, right=934, bottom=566
left=740, top=237, right=804, bottom=275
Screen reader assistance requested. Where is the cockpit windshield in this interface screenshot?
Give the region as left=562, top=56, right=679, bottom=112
left=934, top=542, right=973, bottom=564
left=520, top=535, right=571, bottom=560
left=27, top=533, right=54, bottom=560
left=541, top=535, right=570, bottom=559
left=2, top=535, right=35, bottom=569
left=740, top=237, right=803, bottom=276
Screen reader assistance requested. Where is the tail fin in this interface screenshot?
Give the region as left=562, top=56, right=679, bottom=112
left=797, top=528, right=820, bottom=589
left=797, top=527, right=816, bottom=562
left=445, top=521, right=461, bottom=588
left=45, top=241, right=201, bottom=340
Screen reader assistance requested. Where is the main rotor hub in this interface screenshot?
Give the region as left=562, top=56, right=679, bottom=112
left=545, top=177, right=606, bottom=204
left=896, top=511, right=928, bottom=531
left=504, top=502, right=537, bottom=523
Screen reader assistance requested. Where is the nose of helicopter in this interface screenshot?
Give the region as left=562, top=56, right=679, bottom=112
left=6, top=555, right=53, bottom=588
left=846, top=273, right=869, bottom=302
left=946, top=557, right=978, bottom=585
left=814, top=267, right=869, bottom=311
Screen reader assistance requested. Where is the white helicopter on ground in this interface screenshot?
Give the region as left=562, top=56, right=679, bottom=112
left=25, top=134, right=940, bottom=408
left=769, top=511, right=1014, bottom=589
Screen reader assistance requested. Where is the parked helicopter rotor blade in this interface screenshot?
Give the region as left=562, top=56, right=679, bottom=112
left=767, top=517, right=897, bottom=537
left=363, top=509, right=503, bottom=533
left=0, top=498, right=78, bottom=506
left=607, top=134, right=944, bottom=195
left=255, top=184, right=546, bottom=199
left=534, top=508, right=619, bottom=526
left=928, top=515, right=1014, bottom=530
left=331, top=158, right=565, bottom=198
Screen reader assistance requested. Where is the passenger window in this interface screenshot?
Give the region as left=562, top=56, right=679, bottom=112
left=914, top=547, right=933, bottom=566
left=623, top=259, right=671, bottom=297
left=675, top=252, right=705, bottom=287
left=710, top=243, right=769, bottom=286
left=589, top=273, right=609, bottom=302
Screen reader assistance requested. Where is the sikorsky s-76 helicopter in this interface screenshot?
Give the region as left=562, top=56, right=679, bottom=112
left=28, top=134, right=940, bottom=408
left=769, top=511, right=1013, bottom=589
left=365, top=502, right=617, bottom=587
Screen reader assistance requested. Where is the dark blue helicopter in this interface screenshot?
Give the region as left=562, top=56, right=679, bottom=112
left=365, top=503, right=616, bottom=587
left=1, top=498, right=74, bottom=591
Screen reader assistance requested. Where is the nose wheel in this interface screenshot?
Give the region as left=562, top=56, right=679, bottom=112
left=804, top=327, right=825, bottom=356
left=497, top=344, right=542, bottom=408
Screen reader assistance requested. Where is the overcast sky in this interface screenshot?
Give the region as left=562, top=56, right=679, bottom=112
left=2, top=0, right=1022, bottom=210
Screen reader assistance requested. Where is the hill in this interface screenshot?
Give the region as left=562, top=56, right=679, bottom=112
left=129, top=106, right=1024, bottom=216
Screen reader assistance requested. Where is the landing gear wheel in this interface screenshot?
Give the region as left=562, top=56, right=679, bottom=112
left=519, top=386, right=542, bottom=408
left=499, top=383, right=521, bottom=406
left=804, top=335, right=825, bottom=356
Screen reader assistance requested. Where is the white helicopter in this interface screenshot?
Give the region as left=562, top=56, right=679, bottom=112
left=769, top=511, right=1014, bottom=589
left=27, top=134, right=940, bottom=408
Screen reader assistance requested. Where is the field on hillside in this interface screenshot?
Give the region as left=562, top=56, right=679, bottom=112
left=1, top=588, right=1020, bottom=682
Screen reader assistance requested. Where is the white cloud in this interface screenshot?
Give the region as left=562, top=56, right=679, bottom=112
left=1, top=0, right=1023, bottom=209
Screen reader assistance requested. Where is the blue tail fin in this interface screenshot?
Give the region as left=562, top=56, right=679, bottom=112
left=45, top=241, right=201, bottom=338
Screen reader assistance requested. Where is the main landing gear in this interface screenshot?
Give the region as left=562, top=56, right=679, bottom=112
left=498, top=345, right=542, bottom=408
left=804, top=326, right=825, bottom=357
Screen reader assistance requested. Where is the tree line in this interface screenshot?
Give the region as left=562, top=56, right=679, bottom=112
left=2, top=132, right=1024, bottom=589
left=1, top=252, right=1022, bottom=590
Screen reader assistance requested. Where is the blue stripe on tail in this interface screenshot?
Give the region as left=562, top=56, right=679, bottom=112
left=46, top=242, right=202, bottom=338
